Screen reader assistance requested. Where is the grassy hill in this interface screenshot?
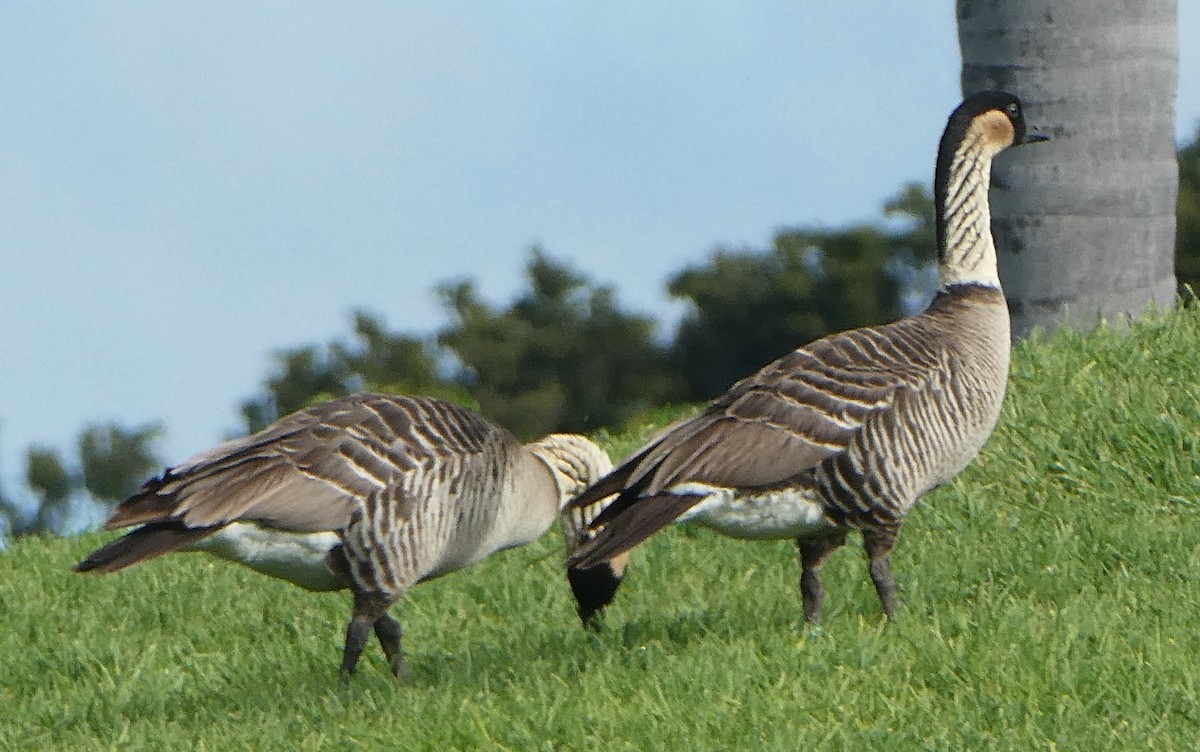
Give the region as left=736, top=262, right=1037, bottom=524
left=3, top=303, right=1200, bottom=750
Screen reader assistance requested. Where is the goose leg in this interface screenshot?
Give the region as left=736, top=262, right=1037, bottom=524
left=863, top=527, right=900, bottom=619
left=796, top=531, right=847, bottom=622
left=340, top=590, right=400, bottom=682
left=340, top=616, right=373, bottom=681
left=373, top=614, right=409, bottom=680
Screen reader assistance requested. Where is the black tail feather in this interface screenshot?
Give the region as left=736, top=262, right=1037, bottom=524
left=74, top=521, right=216, bottom=574
left=566, top=463, right=637, bottom=515
left=566, top=492, right=702, bottom=569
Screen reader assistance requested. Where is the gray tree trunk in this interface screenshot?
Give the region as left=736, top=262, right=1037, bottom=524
left=957, top=0, right=1178, bottom=338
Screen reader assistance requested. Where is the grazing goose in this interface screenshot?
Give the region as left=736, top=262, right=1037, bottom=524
left=75, top=393, right=621, bottom=680
left=567, top=91, right=1047, bottom=623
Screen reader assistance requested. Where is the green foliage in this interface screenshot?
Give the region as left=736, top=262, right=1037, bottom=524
left=238, top=250, right=679, bottom=443
left=670, top=184, right=935, bottom=398
left=4, top=302, right=1200, bottom=749
left=333, top=311, right=444, bottom=393
left=24, top=447, right=73, bottom=506
left=239, top=311, right=468, bottom=433
left=78, top=422, right=163, bottom=505
left=439, top=248, right=683, bottom=439
left=240, top=348, right=343, bottom=433
left=884, top=181, right=938, bottom=262
left=10, top=424, right=163, bottom=537
left=22, top=446, right=75, bottom=535
left=1177, top=122, right=1200, bottom=294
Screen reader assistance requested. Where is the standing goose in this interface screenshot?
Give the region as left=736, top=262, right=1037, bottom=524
left=75, top=393, right=622, bottom=680
left=567, top=92, right=1047, bottom=623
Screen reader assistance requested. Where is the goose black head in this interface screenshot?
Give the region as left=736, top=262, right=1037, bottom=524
left=941, top=91, right=1048, bottom=159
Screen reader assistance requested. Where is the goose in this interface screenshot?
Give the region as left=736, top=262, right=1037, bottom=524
left=566, top=91, right=1047, bottom=623
left=75, top=392, right=624, bottom=680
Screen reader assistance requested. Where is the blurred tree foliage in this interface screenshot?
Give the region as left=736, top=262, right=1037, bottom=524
left=1177, top=123, right=1200, bottom=295
left=237, top=250, right=680, bottom=441
left=239, top=311, right=469, bottom=433
left=78, top=422, right=163, bottom=505
left=669, top=183, right=936, bottom=398
left=23, top=446, right=73, bottom=535
left=3, top=422, right=162, bottom=538
left=439, top=248, right=684, bottom=439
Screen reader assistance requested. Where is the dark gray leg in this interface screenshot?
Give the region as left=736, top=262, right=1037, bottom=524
left=340, top=616, right=373, bottom=681
left=796, top=531, right=847, bottom=622
left=863, top=527, right=900, bottom=619
left=339, top=590, right=400, bottom=682
left=374, top=614, right=409, bottom=680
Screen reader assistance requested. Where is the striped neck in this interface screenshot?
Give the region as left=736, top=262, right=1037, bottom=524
left=934, top=115, right=1007, bottom=290
left=526, top=434, right=613, bottom=511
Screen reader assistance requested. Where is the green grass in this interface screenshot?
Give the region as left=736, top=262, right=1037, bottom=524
left=4, top=304, right=1200, bottom=750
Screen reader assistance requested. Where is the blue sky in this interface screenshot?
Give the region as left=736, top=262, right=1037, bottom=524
left=2, top=3, right=1198, bottom=503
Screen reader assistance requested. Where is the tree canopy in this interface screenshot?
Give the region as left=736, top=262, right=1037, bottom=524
left=239, top=311, right=465, bottom=434
left=2, top=422, right=162, bottom=538
left=439, top=249, right=683, bottom=439
left=235, top=250, right=681, bottom=442
left=78, top=422, right=163, bottom=505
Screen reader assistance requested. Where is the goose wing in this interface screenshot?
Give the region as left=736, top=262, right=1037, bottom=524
left=103, top=394, right=503, bottom=534
left=567, top=323, right=942, bottom=564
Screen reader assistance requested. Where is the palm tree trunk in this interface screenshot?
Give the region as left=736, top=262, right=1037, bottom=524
left=957, top=0, right=1178, bottom=338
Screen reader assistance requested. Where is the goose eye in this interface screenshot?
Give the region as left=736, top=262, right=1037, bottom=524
left=1007, top=102, right=1020, bottom=118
